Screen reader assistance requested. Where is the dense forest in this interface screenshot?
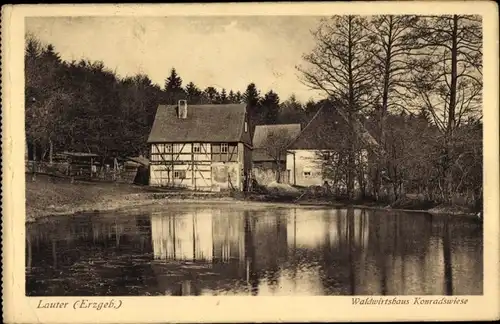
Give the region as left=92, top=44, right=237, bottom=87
left=25, top=34, right=319, bottom=160
left=25, top=14, right=483, bottom=207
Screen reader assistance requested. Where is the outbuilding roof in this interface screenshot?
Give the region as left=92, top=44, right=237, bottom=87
left=287, top=102, right=350, bottom=150
left=252, top=124, right=301, bottom=162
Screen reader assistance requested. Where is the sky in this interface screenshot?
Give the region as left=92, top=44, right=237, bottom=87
left=26, top=16, right=324, bottom=102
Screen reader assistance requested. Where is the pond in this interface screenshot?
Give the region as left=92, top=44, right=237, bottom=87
left=26, top=204, right=483, bottom=296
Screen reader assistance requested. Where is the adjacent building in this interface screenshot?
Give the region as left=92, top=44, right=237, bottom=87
left=147, top=101, right=252, bottom=191
left=251, top=124, right=301, bottom=184
left=286, top=104, right=369, bottom=188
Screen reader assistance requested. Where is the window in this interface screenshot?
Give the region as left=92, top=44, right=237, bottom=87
left=165, top=144, right=173, bottom=153
left=244, top=121, right=248, bottom=133
left=173, top=144, right=182, bottom=153
left=193, top=143, right=201, bottom=153
left=173, top=170, right=186, bottom=179
left=151, top=145, right=159, bottom=161
left=303, top=171, right=311, bottom=177
left=221, top=143, right=228, bottom=154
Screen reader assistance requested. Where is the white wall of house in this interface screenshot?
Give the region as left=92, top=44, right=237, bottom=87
left=287, top=149, right=369, bottom=188
left=286, top=150, right=324, bottom=187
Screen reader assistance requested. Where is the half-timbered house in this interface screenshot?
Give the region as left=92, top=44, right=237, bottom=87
left=147, top=101, right=252, bottom=191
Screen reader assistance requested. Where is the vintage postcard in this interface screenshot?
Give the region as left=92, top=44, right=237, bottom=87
left=2, top=2, right=499, bottom=323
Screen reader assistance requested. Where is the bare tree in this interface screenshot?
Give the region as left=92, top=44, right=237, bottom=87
left=366, top=15, right=419, bottom=199
left=297, top=15, right=376, bottom=199
left=260, top=129, right=295, bottom=183
left=410, top=15, right=482, bottom=203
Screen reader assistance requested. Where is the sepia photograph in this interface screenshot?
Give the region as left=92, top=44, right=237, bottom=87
left=2, top=2, right=499, bottom=323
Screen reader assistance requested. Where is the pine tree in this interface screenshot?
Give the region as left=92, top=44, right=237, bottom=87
left=235, top=91, right=243, bottom=103
left=243, top=83, right=262, bottom=133
left=228, top=90, right=236, bottom=103
left=219, top=88, right=228, bottom=104
left=261, top=90, right=280, bottom=124
left=203, top=86, right=219, bottom=104
left=164, top=68, right=185, bottom=104
left=279, top=94, right=304, bottom=125
left=185, top=82, right=202, bottom=104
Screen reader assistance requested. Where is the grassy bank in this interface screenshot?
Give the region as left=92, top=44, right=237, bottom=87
left=25, top=175, right=236, bottom=222
left=25, top=175, right=478, bottom=222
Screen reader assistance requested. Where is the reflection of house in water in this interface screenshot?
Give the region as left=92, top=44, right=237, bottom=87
left=150, top=208, right=291, bottom=296
left=212, top=210, right=246, bottom=263
left=27, top=206, right=483, bottom=296
left=150, top=208, right=246, bottom=296
left=283, top=208, right=371, bottom=295
left=151, top=209, right=214, bottom=261
left=150, top=209, right=247, bottom=262
left=286, top=208, right=370, bottom=252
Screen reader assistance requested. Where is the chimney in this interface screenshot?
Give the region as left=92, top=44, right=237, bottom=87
left=177, top=100, right=188, bottom=119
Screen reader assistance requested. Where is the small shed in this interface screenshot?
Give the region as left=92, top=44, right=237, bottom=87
left=124, top=156, right=150, bottom=185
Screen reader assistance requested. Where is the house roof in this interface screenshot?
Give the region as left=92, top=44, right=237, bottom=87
left=147, top=104, right=251, bottom=145
left=287, top=103, right=351, bottom=150
left=252, top=124, right=301, bottom=162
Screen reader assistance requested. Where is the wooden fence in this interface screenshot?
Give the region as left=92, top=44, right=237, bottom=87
left=26, top=160, right=143, bottom=184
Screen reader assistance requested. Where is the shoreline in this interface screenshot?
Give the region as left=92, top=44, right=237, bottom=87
left=26, top=192, right=478, bottom=223
left=25, top=177, right=479, bottom=223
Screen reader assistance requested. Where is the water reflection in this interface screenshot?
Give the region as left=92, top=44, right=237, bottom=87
left=26, top=206, right=483, bottom=296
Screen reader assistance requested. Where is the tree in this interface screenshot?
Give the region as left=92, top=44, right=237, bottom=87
left=185, top=82, right=203, bottom=104
left=304, top=99, right=318, bottom=113
left=366, top=15, right=420, bottom=199
left=235, top=91, right=243, bottom=103
left=411, top=15, right=482, bottom=203
left=25, top=35, right=44, bottom=159
left=243, top=83, right=262, bottom=134
left=119, top=74, right=161, bottom=156
left=25, top=35, right=165, bottom=161
left=25, top=39, right=71, bottom=164
left=260, top=90, right=280, bottom=124
left=219, top=88, right=229, bottom=104
left=298, top=16, right=375, bottom=198
left=278, top=94, right=305, bottom=125
left=259, top=129, right=295, bottom=183
left=202, top=86, right=219, bottom=104
left=164, top=68, right=185, bottom=104
left=228, top=90, right=236, bottom=103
